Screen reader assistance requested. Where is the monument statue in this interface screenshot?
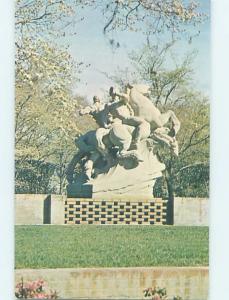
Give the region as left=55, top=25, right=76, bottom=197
left=66, top=83, right=180, bottom=199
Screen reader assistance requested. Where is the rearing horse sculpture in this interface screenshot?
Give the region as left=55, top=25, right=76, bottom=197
left=114, top=84, right=180, bottom=156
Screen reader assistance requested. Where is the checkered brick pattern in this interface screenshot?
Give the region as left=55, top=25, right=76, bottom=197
left=64, top=198, right=167, bottom=225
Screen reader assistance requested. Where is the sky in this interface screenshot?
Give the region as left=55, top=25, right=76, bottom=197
left=67, top=1, right=210, bottom=102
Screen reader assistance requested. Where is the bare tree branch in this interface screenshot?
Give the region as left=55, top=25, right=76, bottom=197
left=174, top=162, right=209, bottom=176
left=103, top=2, right=119, bottom=34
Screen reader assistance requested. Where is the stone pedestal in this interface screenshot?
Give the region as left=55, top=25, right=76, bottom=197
left=67, top=139, right=165, bottom=199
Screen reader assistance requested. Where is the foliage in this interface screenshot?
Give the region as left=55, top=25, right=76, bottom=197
left=144, top=286, right=182, bottom=300
left=15, top=0, right=92, bottom=193
left=15, top=278, right=58, bottom=299
left=15, top=0, right=93, bottom=38
left=172, top=96, right=209, bottom=197
left=15, top=225, right=209, bottom=268
left=153, top=94, right=209, bottom=199
left=15, top=37, right=83, bottom=193
left=129, top=41, right=195, bottom=105
left=15, top=37, right=81, bottom=148
left=15, top=160, right=55, bottom=194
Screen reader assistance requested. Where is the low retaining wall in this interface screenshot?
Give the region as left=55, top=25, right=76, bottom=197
left=15, top=194, right=209, bottom=226
left=15, top=267, right=209, bottom=299
left=15, top=194, right=65, bottom=225
left=174, top=197, right=209, bottom=226
left=15, top=194, right=48, bottom=225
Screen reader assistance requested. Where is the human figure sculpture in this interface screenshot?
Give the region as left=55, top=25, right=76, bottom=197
left=65, top=130, right=102, bottom=183
left=79, top=95, right=109, bottom=128
left=79, top=95, right=111, bottom=156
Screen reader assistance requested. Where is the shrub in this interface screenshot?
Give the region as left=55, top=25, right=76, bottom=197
left=15, top=278, right=58, bottom=299
left=144, top=287, right=182, bottom=300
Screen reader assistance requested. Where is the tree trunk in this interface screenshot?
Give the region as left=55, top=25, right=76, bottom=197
left=165, top=169, right=174, bottom=225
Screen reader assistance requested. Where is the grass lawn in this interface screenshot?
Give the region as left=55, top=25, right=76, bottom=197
left=15, top=225, right=208, bottom=269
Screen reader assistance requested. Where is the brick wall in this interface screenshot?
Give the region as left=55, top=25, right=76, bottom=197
left=64, top=198, right=167, bottom=225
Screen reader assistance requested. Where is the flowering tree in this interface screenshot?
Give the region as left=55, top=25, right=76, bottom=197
left=15, top=0, right=91, bottom=193
left=15, top=0, right=89, bottom=36
left=99, top=0, right=204, bottom=44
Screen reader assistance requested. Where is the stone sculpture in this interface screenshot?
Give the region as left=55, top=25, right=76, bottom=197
left=66, top=83, right=180, bottom=199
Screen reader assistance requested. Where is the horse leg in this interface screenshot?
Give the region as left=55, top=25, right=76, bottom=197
left=153, top=127, right=179, bottom=156
left=159, top=110, right=180, bottom=136
left=153, top=127, right=173, bottom=146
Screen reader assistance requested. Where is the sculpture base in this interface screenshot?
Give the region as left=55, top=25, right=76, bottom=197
left=67, top=139, right=165, bottom=199
left=67, top=183, right=92, bottom=198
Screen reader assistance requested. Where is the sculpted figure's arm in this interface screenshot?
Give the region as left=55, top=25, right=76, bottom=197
left=116, top=91, right=134, bottom=116
left=109, top=86, right=134, bottom=116
left=109, top=87, right=129, bottom=103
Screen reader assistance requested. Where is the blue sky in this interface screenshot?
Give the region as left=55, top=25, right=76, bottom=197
left=67, top=1, right=210, bottom=101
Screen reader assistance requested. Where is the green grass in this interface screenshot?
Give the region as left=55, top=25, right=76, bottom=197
left=15, top=225, right=208, bottom=269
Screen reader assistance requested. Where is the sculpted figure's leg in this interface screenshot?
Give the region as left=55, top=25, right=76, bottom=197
left=84, top=159, right=93, bottom=180
left=84, top=152, right=100, bottom=180
left=95, top=128, right=110, bottom=155
left=123, top=117, right=150, bottom=149
left=118, top=138, right=132, bottom=157
left=109, top=124, right=132, bottom=157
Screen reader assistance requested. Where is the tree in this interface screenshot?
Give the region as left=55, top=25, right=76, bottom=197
left=158, top=96, right=209, bottom=224
left=173, top=94, right=209, bottom=197
left=15, top=38, right=84, bottom=192
left=15, top=37, right=99, bottom=193
left=99, top=0, right=204, bottom=45
left=15, top=0, right=90, bottom=37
